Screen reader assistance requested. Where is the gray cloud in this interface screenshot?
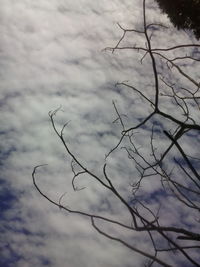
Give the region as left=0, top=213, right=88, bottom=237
left=1, top=0, right=199, bottom=266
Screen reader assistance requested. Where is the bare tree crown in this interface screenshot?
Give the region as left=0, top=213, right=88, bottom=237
left=33, top=0, right=200, bottom=266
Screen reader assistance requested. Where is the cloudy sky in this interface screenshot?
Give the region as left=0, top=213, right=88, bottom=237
left=1, top=0, right=200, bottom=266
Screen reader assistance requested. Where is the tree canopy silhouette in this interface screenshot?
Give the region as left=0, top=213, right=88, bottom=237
left=155, top=0, right=200, bottom=39
left=33, top=0, right=200, bottom=266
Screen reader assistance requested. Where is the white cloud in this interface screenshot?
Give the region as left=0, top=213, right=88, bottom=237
left=1, top=0, right=200, bottom=266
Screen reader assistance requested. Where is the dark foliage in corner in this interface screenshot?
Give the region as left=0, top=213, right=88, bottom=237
left=155, top=0, right=200, bottom=39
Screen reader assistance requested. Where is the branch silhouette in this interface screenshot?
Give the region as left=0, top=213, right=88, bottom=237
left=33, top=0, right=200, bottom=266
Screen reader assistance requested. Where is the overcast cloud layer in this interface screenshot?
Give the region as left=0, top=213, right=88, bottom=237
left=1, top=0, right=199, bottom=266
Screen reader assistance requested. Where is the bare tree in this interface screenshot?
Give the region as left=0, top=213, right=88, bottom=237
left=32, top=0, right=200, bottom=266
